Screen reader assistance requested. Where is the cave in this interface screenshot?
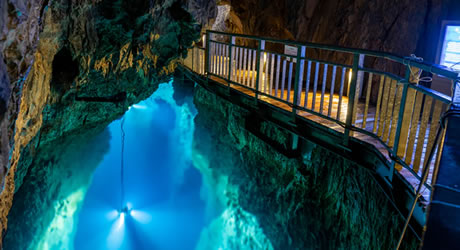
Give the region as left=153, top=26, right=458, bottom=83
left=1, top=0, right=460, bottom=249
left=50, top=47, right=79, bottom=94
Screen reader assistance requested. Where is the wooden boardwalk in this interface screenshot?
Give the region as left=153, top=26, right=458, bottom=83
left=208, top=75, right=435, bottom=201
left=183, top=36, right=452, bottom=204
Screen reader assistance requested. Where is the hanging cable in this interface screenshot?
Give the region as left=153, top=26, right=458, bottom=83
left=120, top=116, right=126, bottom=211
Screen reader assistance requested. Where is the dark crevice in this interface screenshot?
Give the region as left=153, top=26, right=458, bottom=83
left=98, top=0, right=150, bottom=30
left=97, top=0, right=120, bottom=20
left=167, top=1, right=193, bottom=22
left=0, top=98, right=7, bottom=121
left=51, top=47, right=79, bottom=94
left=39, top=0, right=49, bottom=19
left=122, top=0, right=150, bottom=22
left=74, top=92, right=127, bottom=103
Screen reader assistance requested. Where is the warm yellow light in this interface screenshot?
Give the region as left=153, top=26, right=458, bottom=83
left=348, top=69, right=352, bottom=84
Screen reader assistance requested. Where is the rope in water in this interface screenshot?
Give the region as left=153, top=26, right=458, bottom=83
left=120, top=117, right=126, bottom=210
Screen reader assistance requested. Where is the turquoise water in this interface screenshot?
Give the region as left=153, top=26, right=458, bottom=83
left=4, top=80, right=272, bottom=250
left=74, top=82, right=212, bottom=250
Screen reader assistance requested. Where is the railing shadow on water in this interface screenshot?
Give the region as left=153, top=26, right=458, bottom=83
left=181, top=30, right=460, bottom=203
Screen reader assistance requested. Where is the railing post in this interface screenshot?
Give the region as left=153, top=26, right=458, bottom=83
left=228, top=36, right=235, bottom=86
left=255, top=40, right=265, bottom=103
left=191, top=46, right=194, bottom=72
left=293, top=45, right=306, bottom=116
left=343, top=53, right=364, bottom=146
left=205, top=31, right=211, bottom=80
left=390, top=66, right=411, bottom=181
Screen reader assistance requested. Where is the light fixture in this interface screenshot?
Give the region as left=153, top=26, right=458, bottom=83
left=118, top=202, right=133, bottom=217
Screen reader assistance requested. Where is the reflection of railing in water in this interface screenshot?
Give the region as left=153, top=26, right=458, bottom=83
left=181, top=30, right=459, bottom=200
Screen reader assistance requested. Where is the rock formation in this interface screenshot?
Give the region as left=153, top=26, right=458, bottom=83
left=192, top=84, right=418, bottom=249
left=187, top=0, right=460, bottom=63
left=0, top=0, right=198, bottom=245
left=1, top=0, right=459, bottom=248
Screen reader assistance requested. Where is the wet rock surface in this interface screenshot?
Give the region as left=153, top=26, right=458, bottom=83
left=1, top=0, right=459, bottom=248
left=0, top=0, right=45, bottom=205
left=192, top=84, right=418, bottom=249
left=0, top=0, right=198, bottom=244
left=3, top=128, right=110, bottom=250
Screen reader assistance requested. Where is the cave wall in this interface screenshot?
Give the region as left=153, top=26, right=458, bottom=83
left=0, top=0, right=45, bottom=200
left=3, top=127, right=111, bottom=250
left=0, top=0, right=199, bottom=245
left=187, top=0, right=460, bottom=64
left=192, top=84, right=418, bottom=249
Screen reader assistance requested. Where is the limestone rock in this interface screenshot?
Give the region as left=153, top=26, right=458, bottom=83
left=192, top=84, right=418, bottom=249
left=0, top=0, right=198, bottom=244
left=187, top=0, right=460, bottom=65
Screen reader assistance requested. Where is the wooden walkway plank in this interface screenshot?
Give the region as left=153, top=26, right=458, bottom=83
left=363, top=73, right=373, bottom=129
left=389, top=84, right=404, bottom=148
left=270, top=53, right=275, bottom=96
left=275, top=55, right=281, bottom=97
left=413, top=95, right=433, bottom=173
left=328, top=66, right=337, bottom=117
left=337, top=68, right=346, bottom=121
left=397, top=87, right=417, bottom=159
left=405, top=92, right=424, bottom=165
left=312, top=62, right=320, bottom=111
left=184, top=43, right=451, bottom=204
left=320, top=64, right=328, bottom=114
left=378, top=77, right=391, bottom=137
left=304, top=61, right=312, bottom=109
left=423, top=100, right=443, bottom=169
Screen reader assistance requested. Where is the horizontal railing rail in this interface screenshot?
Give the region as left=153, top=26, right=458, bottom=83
left=207, top=30, right=460, bottom=80
left=181, top=30, right=459, bottom=201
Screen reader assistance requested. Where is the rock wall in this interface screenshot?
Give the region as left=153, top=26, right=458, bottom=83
left=0, top=0, right=45, bottom=200
left=187, top=0, right=460, bottom=64
left=0, top=0, right=198, bottom=245
left=3, top=127, right=111, bottom=250
left=192, top=84, right=418, bottom=249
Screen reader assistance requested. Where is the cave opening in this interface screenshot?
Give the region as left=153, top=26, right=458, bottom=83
left=50, top=47, right=79, bottom=94
left=98, top=0, right=151, bottom=30
left=121, top=0, right=151, bottom=22
left=167, top=1, right=193, bottom=23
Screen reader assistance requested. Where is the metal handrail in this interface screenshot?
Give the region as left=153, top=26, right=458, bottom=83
left=207, top=30, right=460, bottom=80
left=182, top=30, right=457, bottom=197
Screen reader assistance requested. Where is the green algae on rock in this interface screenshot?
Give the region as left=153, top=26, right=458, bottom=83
left=192, top=84, right=419, bottom=249
left=0, top=0, right=199, bottom=244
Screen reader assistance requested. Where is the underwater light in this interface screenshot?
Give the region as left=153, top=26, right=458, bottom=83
left=119, top=212, right=125, bottom=224
left=132, top=104, right=148, bottom=110
left=118, top=204, right=132, bottom=217
left=129, top=210, right=152, bottom=224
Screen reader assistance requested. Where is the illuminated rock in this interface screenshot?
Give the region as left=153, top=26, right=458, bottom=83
left=0, top=0, right=198, bottom=245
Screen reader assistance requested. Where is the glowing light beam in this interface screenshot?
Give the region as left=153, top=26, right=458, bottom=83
left=132, top=104, right=148, bottom=110
left=130, top=210, right=153, bottom=224
left=107, top=213, right=126, bottom=250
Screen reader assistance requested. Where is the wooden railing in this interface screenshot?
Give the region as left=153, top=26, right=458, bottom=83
left=182, top=30, right=459, bottom=194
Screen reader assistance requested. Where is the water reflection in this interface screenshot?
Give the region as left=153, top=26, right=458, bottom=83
left=5, top=79, right=273, bottom=250
left=4, top=128, right=111, bottom=250
left=74, top=82, right=208, bottom=250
